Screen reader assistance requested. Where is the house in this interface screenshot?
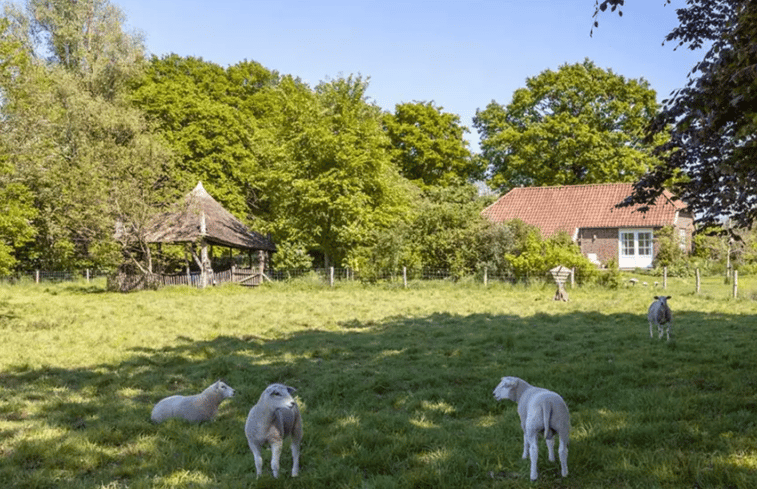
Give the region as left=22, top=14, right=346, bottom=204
left=481, top=183, right=694, bottom=269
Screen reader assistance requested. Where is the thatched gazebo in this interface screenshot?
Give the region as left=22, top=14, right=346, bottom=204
left=144, top=181, right=276, bottom=288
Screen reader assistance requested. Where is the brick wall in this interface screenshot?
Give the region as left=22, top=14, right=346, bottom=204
left=577, top=228, right=619, bottom=266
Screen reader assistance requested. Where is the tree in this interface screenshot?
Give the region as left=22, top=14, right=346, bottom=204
left=1, top=0, right=175, bottom=269
left=473, top=59, right=663, bottom=193
left=131, top=55, right=276, bottom=216
left=257, top=75, right=413, bottom=268
left=0, top=154, right=37, bottom=275
left=383, top=101, right=480, bottom=188
left=405, top=184, right=490, bottom=277
left=596, top=1, right=757, bottom=228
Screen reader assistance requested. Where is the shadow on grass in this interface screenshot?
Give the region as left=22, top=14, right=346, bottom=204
left=1, top=310, right=756, bottom=488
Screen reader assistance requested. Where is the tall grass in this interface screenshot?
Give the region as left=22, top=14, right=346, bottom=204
left=0, top=277, right=756, bottom=488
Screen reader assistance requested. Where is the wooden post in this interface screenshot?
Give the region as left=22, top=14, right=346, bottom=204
left=329, top=267, right=334, bottom=287
left=86, top=269, right=90, bottom=283
left=402, top=267, right=407, bottom=288
left=733, top=270, right=738, bottom=299
left=571, top=268, right=575, bottom=288
left=663, top=266, right=668, bottom=289
left=200, top=240, right=209, bottom=288
left=35, top=270, right=40, bottom=284
left=696, top=268, right=700, bottom=294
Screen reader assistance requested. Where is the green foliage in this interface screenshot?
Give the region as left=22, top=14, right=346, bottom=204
left=404, top=185, right=489, bottom=276
left=474, top=219, right=535, bottom=277
left=271, top=241, right=314, bottom=270
left=131, top=55, right=277, bottom=216
left=504, top=228, right=598, bottom=283
left=257, top=75, right=413, bottom=268
left=653, top=225, right=687, bottom=267
left=0, top=157, right=38, bottom=273
left=383, top=101, right=481, bottom=188
left=623, top=1, right=757, bottom=228
left=596, top=258, right=622, bottom=288
left=0, top=1, right=177, bottom=270
left=474, top=59, right=663, bottom=193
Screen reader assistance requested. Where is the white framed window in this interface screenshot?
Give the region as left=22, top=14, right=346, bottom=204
left=619, top=229, right=654, bottom=268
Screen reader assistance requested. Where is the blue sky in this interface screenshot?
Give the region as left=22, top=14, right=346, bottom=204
left=116, top=0, right=706, bottom=151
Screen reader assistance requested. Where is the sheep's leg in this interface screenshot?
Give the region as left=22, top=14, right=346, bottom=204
left=546, top=436, right=555, bottom=462
left=250, top=442, right=264, bottom=478
left=649, top=321, right=654, bottom=339
left=522, top=433, right=529, bottom=459
left=528, top=434, right=539, bottom=481
left=291, top=440, right=300, bottom=477
left=558, top=436, right=569, bottom=477
left=270, top=440, right=283, bottom=478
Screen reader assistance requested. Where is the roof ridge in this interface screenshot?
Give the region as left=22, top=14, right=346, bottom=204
left=512, top=182, right=632, bottom=190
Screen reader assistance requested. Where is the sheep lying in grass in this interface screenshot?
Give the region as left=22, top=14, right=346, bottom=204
left=493, top=376, right=570, bottom=481
left=245, top=383, right=302, bottom=478
left=151, top=380, right=234, bottom=423
left=648, top=295, right=673, bottom=341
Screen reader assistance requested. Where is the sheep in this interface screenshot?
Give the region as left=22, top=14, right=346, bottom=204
left=151, top=380, right=234, bottom=423
left=245, top=383, right=303, bottom=478
left=493, top=376, right=570, bottom=481
left=648, top=295, right=673, bottom=341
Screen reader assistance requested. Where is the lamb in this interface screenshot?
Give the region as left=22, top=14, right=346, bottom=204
left=493, top=376, right=570, bottom=481
left=245, top=383, right=303, bottom=478
left=648, top=295, right=673, bottom=341
left=151, top=380, right=235, bottom=423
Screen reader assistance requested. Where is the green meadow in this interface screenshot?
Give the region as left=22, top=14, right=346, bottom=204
left=1, top=276, right=756, bottom=488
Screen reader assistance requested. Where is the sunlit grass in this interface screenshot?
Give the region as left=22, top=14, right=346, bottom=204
left=0, top=276, right=755, bottom=488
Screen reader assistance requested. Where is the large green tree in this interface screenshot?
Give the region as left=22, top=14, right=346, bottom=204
left=258, top=75, right=412, bottom=268
left=598, top=1, right=757, bottom=228
left=0, top=17, right=37, bottom=273
left=474, top=59, right=663, bottom=193
left=1, top=0, right=174, bottom=269
left=383, top=101, right=480, bottom=188
left=131, top=55, right=279, bottom=217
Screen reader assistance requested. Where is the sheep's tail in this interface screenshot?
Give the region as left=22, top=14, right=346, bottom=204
left=543, top=403, right=552, bottom=438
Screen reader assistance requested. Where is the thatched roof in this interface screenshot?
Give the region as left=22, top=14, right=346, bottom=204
left=145, top=182, right=276, bottom=252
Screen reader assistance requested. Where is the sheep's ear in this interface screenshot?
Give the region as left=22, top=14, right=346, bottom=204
left=654, top=296, right=660, bottom=300
left=666, top=296, right=672, bottom=300
left=286, top=386, right=297, bottom=395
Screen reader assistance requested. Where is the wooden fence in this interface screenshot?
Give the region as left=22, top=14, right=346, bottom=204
left=105, top=266, right=266, bottom=292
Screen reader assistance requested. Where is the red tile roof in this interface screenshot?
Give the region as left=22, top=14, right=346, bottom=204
left=481, top=183, right=688, bottom=237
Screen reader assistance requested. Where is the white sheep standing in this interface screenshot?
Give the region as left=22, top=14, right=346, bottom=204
left=648, top=295, right=673, bottom=341
left=493, top=376, right=570, bottom=481
left=245, top=383, right=303, bottom=478
left=151, top=380, right=235, bottom=423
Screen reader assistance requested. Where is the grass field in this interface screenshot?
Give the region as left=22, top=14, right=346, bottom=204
left=1, top=275, right=756, bottom=488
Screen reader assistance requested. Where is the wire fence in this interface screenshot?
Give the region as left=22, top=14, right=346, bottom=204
left=1, top=266, right=750, bottom=299
left=1, top=266, right=573, bottom=288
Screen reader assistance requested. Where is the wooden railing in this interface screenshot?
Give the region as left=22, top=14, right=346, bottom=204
left=106, top=266, right=266, bottom=292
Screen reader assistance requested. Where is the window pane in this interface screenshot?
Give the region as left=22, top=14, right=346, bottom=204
left=621, top=232, right=635, bottom=255
left=638, top=232, right=652, bottom=256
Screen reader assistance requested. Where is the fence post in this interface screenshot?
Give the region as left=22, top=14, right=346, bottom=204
left=35, top=270, right=40, bottom=284
left=733, top=270, right=738, bottom=299
left=483, top=267, right=488, bottom=287
left=403, top=267, right=407, bottom=288
left=329, top=267, right=334, bottom=287
left=571, top=268, right=575, bottom=288
left=663, top=267, right=668, bottom=289
left=86, top=269, right=90, bottom=283
left=696, top=268, right=700, bottom=294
